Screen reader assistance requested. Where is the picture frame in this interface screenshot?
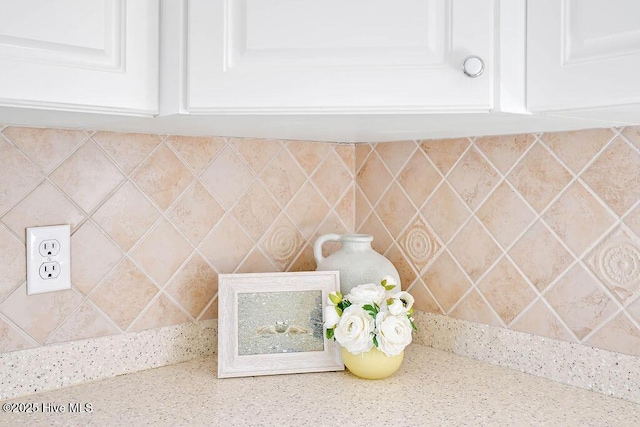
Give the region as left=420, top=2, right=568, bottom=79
left=217, top=271, right=343, bottom=378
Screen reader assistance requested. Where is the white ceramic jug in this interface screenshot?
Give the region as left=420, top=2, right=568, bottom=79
left=314, top=233, right=401, bottom=295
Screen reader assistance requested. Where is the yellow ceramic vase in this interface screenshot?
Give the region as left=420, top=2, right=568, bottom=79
left=341, top=347, right=404, bottom=380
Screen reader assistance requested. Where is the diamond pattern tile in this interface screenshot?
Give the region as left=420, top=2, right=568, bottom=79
left=3, top=126, right=86, bottom=173
left=335, top=185, right=355, bottom=231
left=260, top=149, right=306, bottom=208
left=259, top=214, right=304, bottom=270
left=374, top=141, right=416, bottom=176
left=386, top=244, right=418, bottom=291
left=375, top=183, right=415, bottom=238
left=285, top=182, right=330, bottom=238
left=422, top=252, right=472, bottom=313
left=286, top=140, right=330, bottom=176
left=621, top=126, right=640, bottom=150
left=231, top=182, right=280, bottom=241
left=511, top=300, right=575, bottom=342
left=508, top=143, right=572, bottom=213
left=165, top=255, right=217, bottom=318
left=357, top=212, right=393, bottom=256
left=450, top=289, right=502, bottom=327
left=407, top=280, right=442, bottom=314
left=130, top=294, right=190, bottom=332
left=448, top=147, right=500, bottom=210
left=420, top=138, right=470, bottom=175
left=200, top=215, right=254, bottom=274
left=448, top=218, right=501, bottom=282
left=543, top=182, right=615, bottom=256
left=334, top=144, right=355, bottom=175
left=581, top=137, right=640, bottom=217
left=585, top=312, right=640, bottom=357
left=48, top=302, right=119, bottom=343
left=398, top=217, right=441, bottom=272
left=355, top=144, right=373, bottom=173
left=132, top=145, right=194, bottom=211
left=94, top=132, right=162, bottom=175
left=167, top=135, right=225, bottom=174
left=236, top=247, right=278, bottom=273
left=0, top=135, right=43, bottom=216
left=0, top=316, right=36, bottom=353
left=0, top=225, right=25, bottom=302
left=356, top=153, right=393, bottom=206
left=71, top=222, right=122, bottom=295
left=93, top=181, right=160, bottom=251
left=311, top=151, right=351, bottom=206
left=200, top=146, right=255, bottom=209
left=397, top=150, right=441, bottom=208
left=542, top=129, right=613, bottom=174
left=421, top=183, right=471, bottom=243
left=475, top=134, right=534, bottom=174
left=167, top=182, right=224, bottom=246
left=231, top=138, right=282, bottom=174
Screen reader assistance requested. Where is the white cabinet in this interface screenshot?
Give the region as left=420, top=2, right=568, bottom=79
left=527, top=0, right=640, bottom=113
left=0, top=0, right=158, bottom=116
left=182, top=0, right=494, bottom=113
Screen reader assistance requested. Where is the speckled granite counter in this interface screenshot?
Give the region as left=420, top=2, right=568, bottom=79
left=1, top=344, right=638, bottom=427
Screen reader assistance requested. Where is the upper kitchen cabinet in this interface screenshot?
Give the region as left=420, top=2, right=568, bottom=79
left=527, top=0, right=640, bottom=121
left=0, top=0, right=158, bottom=116
left=174, top=0, right=495, bottom=114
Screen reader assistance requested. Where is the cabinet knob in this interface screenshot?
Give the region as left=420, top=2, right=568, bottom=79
left=462, top=56, right=484, bottom=78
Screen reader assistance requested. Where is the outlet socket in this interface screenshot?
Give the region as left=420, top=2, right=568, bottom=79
left=26, top=224, right=71, bottom=295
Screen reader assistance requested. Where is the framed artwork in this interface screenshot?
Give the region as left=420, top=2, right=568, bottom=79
left=217, top=271, right=343, bottom=378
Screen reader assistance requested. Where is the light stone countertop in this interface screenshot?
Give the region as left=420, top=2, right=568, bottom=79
left=1, top=344, right=639, bottom=427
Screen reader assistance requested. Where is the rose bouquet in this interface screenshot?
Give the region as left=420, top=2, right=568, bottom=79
left=324, top=277, right=417, bottom=357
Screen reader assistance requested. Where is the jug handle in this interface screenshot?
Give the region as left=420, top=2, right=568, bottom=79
left=313, top=234, right=343, bottom=266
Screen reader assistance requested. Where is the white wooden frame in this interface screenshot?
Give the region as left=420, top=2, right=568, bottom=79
left=217, top=271, right=343, bottom=378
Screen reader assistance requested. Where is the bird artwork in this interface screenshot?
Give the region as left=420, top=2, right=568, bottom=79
left=257, top=321, right=311, bottom=336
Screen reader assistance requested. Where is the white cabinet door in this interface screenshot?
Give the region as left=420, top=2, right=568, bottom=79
left=186, top=0, right=493, bottom=113
left=0, top=0, right=158, bottom=115
left=528, top=0, right=640, bottom=112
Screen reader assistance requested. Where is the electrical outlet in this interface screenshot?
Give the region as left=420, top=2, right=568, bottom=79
left=26, top=225, right=71, bottom=295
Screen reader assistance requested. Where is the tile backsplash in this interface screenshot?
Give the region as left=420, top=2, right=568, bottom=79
left=2, top=124, right=640, bottom=361
left=356, top=127, right=640, bottom=358
left=0, top=127, right=354, bottom=353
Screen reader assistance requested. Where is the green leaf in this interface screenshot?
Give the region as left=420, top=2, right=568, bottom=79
left=329, top=292, right=342, bottom=305
left=326, top=328, right=334, bottom=339
left=386, top=298, right=394, bottom=306
left=383, top=284, right=396, bottom=291
left=372, top=335, right=379, bottom=348
left=381, top=279, right=387, bottom=286
left=335, top=305, right=343, bottom=316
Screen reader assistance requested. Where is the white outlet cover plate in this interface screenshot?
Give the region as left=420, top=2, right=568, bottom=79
left=26, top=224, right=71, bottom=295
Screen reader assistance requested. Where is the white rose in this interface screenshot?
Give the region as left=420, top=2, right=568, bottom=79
left=334, top=305, right=375, bottom=355
left=324, top=305, right=341, bottom=329
left=375, top=312, right=413, bottom=357
left=347, top=283, right=387, bottom=306
left=387, top=291, right=415, bottom=315
left=381, top=275, right=398, bottom=291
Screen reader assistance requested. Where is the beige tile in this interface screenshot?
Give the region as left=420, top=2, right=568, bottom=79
left=543, top=182, right=615, bottom=256
left=236, top=248, right=278, bottom=273
left=397, top=151, right=441, bottom=208
left=93, top=131, right=162, bottom=174
left=508, top=143, right=572, bottom=212
left=90, top=258, right=158, bottom=330
left=314, top=212, right=349, bottom=257
left=355, top=187, right=372, bottom=230
left=511, top=300, right=575, bottom=342
left=407, top=280, right=442, bottom=314
left=356, top=153, right=393, bottom=206
left=386, top=244, right=417, bottom=291
left=93, top=181, right=160, bottom=251
left=130, top=294, right=190, bottom=332
left=132, top=145, right=194, bottom=211
left=621, top=126, right=640, bottom=150
left=475, top=134, right=535, bottom=174
left=545, top=264, right=618, bottom=340
left=199, top=298, right=218, bottom=320
left=335, top=185, right=355, bottom=231
left=48, top=302, right=119, bottom=343
left=581, top=137, right=640, bottom=217
left=626, top=297, right=640, bottom=324
left=259, top=214, right=304, bottom=270
left=375, top=182, right=415, bottom=238
left=231, top=182, right=281, bottom=241
left=357, top=212, right=393, bottom=255
left=477, top=182, right=536, bottom=248
left=420, top=138, right=470, bottom=175
left=398, top=217, right=441, bottom=272
left=0, top=284, right=83, bottom=343
left=585, top=227, right=640, bottom=304
left=286, top=140, right=330, bottom=176
left=0, top=135, right=43, bottom=215
left=311, top=151, right=351, bottom=206
left=478, top=257, right=537, bottom=325
left=200, top=146, right=255, bottom=209
left=167, top=135, right=225, bottom=174
left=0, top=225, right=25, bottom=302
left=285, top=182, right=330, bottom=238
left=542, top=129, right=613, bottom=174
left=355, top=144, right=373, bottom=173
left=585, top=312, right=640, bottom=357
left=448, top=147, right=500, bottom=210
left=50, top=141, right=124, bottom=213
left=448, top=218, right=501, bottom=282
left=374, top=141, right=416, bottom=176
left=422, top=252, right=472, bottom=313
left=287, top=244, right=316, bottom=272
left=3, top=126, right=86, bottom=173
left=421, top=183, right=471, bottom=243
left=231, top=138, right=282, bottom=174
left=165, top=255, right=217, bottom=318
left=200, top=215, right=254, bottom=273
left=333, top=144, right=355, bottom=175
left=131, top=220, right=193, bottom=285
left=260, top=150, right=306, bottom=208
left=0, top=316, right=36, bottom=353
left=71, top=222, right=122, bottom=295
left=168, top=182, right=224, bottom=245
left=1, top=181, right=85, bottom=238
left=450, top=289, right=502, bottom=326
left=509, top=221, right=573, bottom=292
left=624, top=204, right=640, bottom=238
